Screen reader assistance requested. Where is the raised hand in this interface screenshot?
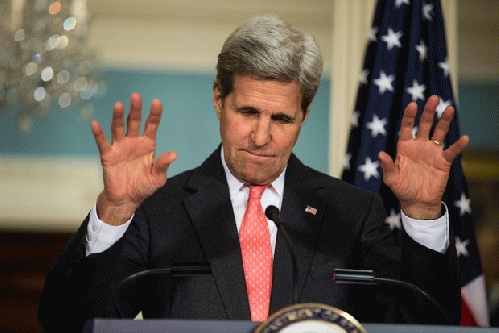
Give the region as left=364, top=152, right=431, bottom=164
left=379, top=95, right=469, bottom=219
left=91, top=93, right=177, bottom=225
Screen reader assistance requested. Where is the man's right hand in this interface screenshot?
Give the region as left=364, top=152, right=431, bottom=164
left=91, top=93, right=177, bottom=226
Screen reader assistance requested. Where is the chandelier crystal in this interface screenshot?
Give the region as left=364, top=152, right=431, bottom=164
left=0, top=0, right=105, bottom=134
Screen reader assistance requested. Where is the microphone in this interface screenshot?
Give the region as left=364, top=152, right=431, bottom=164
left=264, top=205, right=281, bottom=225
left=265, top=205, right=299, bottom=305
left=333, top=268, right=376, bottom=285
left=333, top=268, right=454, bottom=324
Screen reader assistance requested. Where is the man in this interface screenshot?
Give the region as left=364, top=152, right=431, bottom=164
left=38, top=14, right=468, bottom=331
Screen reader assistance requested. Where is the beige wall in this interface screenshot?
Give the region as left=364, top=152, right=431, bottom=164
left=86, top=0, right=333, bottom=73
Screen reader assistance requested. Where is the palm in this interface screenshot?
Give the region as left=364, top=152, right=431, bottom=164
left=388, top=139, right=451, bottom=208
left=91, top=93, right=176, bottom=224
left=379, top=96, right=469, bottom=219
left=100, top=135, right=164, bottom=204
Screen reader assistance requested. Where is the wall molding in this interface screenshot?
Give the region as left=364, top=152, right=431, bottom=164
left=0, top=155, right=102, bottom=231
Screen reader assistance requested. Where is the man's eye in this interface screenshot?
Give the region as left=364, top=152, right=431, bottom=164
left=240, top=110, right=258, bottom=116
left=273, top=116, right=293, bottom=124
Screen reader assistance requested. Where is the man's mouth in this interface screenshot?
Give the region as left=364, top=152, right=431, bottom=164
left=244, top=150, right=273, bottom=159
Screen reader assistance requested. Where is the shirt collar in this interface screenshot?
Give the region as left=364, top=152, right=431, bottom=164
left=221, top=147, right=285, bottom=197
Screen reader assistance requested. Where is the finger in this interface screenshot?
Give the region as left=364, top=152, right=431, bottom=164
left=127, top=93, right=142, bottom=137
left=399, top=102, right=417, bottom=141
left=379, top=151, right=397, bottom=187
left=443, top=135, right=469, bottom=162
left=416, top=95, right=439, bottom=140
left=91, top=120, right=111, bottom=156
left=111, top=101, right=125, bottom=142
left=143, top=99, right=163, bottom=140
left=431, top=105, right=454, bottom=144
left=154, top=151, right=178, bottom=176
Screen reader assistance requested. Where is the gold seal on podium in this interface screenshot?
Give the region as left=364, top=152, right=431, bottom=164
left=254, top=303, right=366, bottom=333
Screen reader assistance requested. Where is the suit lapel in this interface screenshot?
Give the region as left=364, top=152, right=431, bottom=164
left=182, top=148, right=250, bottom=320
left=269, top=155, right=328, bottom=314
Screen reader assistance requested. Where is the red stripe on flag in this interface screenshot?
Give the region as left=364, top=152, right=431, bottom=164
left=461, top=297, right=479, bottom=326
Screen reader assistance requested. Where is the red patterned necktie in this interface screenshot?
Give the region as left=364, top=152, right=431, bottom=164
left=239, top=184, right=272, bottom=322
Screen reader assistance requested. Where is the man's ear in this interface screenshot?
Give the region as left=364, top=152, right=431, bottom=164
left=213, top=83, right=223, bottom=120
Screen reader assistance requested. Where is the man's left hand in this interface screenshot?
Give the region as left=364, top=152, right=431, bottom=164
left=379, top=95, right=469, bottom=220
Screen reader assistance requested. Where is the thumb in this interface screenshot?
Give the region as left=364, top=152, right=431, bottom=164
left=154, top=151, right=177, bottom=176
left=378, top=151, right=396, bottom=186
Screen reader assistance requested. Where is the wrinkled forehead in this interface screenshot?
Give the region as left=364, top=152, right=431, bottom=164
left=225, top=74, right=305, bottom=112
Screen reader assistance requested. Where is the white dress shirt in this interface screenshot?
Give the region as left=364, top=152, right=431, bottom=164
left=86, top=151, right=449, bottom=256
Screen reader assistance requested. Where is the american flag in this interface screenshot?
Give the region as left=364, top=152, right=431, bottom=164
left=341, top=0, right=489, bottom=326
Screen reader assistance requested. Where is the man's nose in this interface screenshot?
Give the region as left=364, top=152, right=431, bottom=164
left=251, top=118, right=271, bottom=147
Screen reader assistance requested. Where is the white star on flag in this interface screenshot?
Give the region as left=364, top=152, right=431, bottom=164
left=455, top=236, right=470, bottom=257
left=359, top=69, right=369, bottom=84
left=415, top=39, right=427, bottom=61
left=368, top=27, right=378, bottom=42
left=439, top=58, right=450, bottom=77
left=385, top=209, right=401, bottom=230
left=423, top=3, right=434, bottom=20
left=374, top=71, right=395, bottom=95
left=412, top=126, right=419, bottom=139
left=406, top=80, right=426, bottom=101
left=366, top=114, right=387, bottom=138
left=351, top=111, right=360, bottom=127
left=343, top=153, right=352, bottom=171
left=436, top=98, right=452, bottom=118
left=395, top=0, right=410, bottom=8
left=358, top=157, right=380, bottom=181
left=455, top=192, right=472, bottom=216
left=397, top=125, right=418, bottom=139
left=381, top=28, right=403, bottom=51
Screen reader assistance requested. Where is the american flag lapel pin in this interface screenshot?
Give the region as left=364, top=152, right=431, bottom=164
left=305, top=205, right=317, bottom=216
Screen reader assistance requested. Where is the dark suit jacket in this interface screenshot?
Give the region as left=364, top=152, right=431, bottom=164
left=38, top=147, right=461, bottom=332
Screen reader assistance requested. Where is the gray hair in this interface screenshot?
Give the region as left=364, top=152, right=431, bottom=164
left=215, top=14, right=323, bottom=112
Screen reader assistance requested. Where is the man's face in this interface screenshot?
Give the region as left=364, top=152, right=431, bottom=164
left=213, top=75, right=308, bottom=185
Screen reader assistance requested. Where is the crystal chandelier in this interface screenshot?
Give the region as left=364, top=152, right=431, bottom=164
left=0, top=0, right=105, bottom=134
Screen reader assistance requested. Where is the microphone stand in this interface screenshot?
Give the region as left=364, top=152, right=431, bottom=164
left=265, top=205, right=299, bottom=305
left=333, top=268, right=454, bottom=325
left=108, top=263, right=211, bottom=316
